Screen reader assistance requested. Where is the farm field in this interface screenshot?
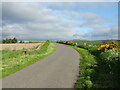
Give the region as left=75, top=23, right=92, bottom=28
left=2, top=43, right=80, bottom=88
left=0, top=43, right=44, bottom=50
left=57, top=40, right=120, bottom=88
left=1, top=41, right=57, bottom=78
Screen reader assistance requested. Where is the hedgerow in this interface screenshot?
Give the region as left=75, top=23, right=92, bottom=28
left=57, top=40, right=120, bottom=88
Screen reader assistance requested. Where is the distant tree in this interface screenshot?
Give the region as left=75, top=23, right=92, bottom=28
left=46, top=40, right=50, bottom=42
left=0, top=40, right=2, bottom=44
left=2, top=39, right=6, bottom=43
left=29, top=41, right=32, bottom=43
left=19, top=40, right=24, bottom=43
left=9, top=39, right=12, bottom=43
left=5, top=38, right=9, bottom=43
left=12, top=38, right=17, bottom=43
left=2, top=38, right=18, bottom=43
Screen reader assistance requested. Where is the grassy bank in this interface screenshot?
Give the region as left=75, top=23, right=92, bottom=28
left=74, top=47, right=97, bottom=88
left=74, top=46, right=119, bottom=88
left=73, top=41, right=120, bottom=88
left=57, top=40, right=120, bottom=88
left=1, top=41, right=57, bottom=78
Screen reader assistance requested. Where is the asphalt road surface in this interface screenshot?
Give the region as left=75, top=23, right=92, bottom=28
left=2, top=44, right=80, bottom=88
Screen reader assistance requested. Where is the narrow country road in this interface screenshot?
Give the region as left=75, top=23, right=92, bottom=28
left=2, top=44, right=80, bottom=88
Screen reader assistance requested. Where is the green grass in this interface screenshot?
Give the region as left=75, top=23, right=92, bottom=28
left=93, top=50, right=120, bottom=88
left=57, top=40, right=120, bottom=88
left=1, top=42, right=57, bottom=78
left=60, top=44, right=97, bottom=88
left=0, top=49, right=1, bottom=78
left=74, top=47, right=97, bottom=88
left=74, top=46, right=119, bottom=88
left=73, top=41, right=120, bottom=88
left=73, top=40, right=103, bottom=46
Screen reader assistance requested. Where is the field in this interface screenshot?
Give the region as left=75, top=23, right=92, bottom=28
left=1, top=40, right=120, bottom=88
left=0, top=43, right=44, bottom=50
left=57, top=40, right=120, bottom=88
left=1, top=41, right=57, bottom=78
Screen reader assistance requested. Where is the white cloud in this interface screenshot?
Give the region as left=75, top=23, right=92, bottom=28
left=2, top=3, right=55, bottom=23
left=2, top=2, right=118, bottom=41
left=2, top=22, right=81, bottom=41
left=80, top=25, right=118, bottom=40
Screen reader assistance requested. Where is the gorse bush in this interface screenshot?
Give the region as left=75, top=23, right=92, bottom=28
left=57, top=41, right=75, bottom=46
left=76, top=41, right=120, bottom=88
left=97, top=42, right=119, bottom=51
left=57, top=40, right=120, bottom=88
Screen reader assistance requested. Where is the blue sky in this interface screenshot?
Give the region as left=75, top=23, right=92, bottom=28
left=1, top=2, right=118, bottom=41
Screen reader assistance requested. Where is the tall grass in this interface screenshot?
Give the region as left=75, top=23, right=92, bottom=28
left=1, top=41, right=56, bottom=78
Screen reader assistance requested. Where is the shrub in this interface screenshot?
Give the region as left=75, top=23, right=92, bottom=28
left=57, top=41, right=75, bottom=46
left=98, top=42, right=119, bottom=51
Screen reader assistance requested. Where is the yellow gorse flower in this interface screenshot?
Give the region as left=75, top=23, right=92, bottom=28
left=97, top=43, right=118, bottom=51
left=57, top=41, right=75, bottom=45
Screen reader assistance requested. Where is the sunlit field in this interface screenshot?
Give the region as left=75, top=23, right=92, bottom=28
left=1, top=41, right=56, bottom=78
left=0, top=43, right=44, bottom=50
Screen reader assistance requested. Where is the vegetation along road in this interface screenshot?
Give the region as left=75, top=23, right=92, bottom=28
left=2, top=43, right=80, bottom=88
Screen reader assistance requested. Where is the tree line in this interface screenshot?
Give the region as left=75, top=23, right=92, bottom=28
left=2, top=38, right=24, bottom=43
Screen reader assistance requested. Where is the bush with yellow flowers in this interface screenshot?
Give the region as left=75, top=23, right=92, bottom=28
left=56, top=41, right=66, bottom=44
left=66, top=41, right=75, bottom=45
left=97, top=44, right=110, bottom=51
left=57, top=41, right=75, bottom=46
left=97, top=42, right=119, bottom=51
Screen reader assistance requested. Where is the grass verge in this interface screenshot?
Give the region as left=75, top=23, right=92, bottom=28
left=1, top=42, right=56, bottom=78
left=59, top=42, right=120, bottom=88
left=60, top=44, right=97, bottom=88
left=74, top=47, right=97, bottom=88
